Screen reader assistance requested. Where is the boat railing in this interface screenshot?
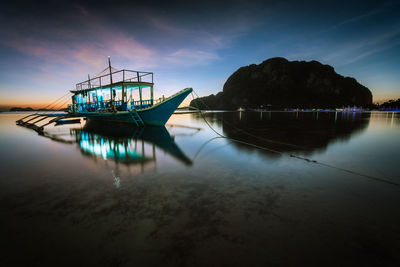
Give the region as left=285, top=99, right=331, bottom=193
left=75, top=69, right=153, bottom=91
left=68, top=99, right=154, bottom=113
left=67, top=88, right=192, bottom=114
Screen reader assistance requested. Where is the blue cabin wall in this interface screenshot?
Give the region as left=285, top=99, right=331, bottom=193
left=72, top=84, right=154, bottom=112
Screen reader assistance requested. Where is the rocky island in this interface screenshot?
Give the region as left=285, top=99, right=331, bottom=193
left=9, top=107, right=35, bottom=112
left=8, top=107, right=61, bottom=112
left=191, top=57, right=373, bottom=110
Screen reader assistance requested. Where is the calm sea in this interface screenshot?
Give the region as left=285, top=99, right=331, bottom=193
left=1, top=111, right=399, bottom=266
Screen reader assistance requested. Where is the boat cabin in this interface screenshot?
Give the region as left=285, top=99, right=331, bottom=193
left=68, top=66, right=154, bottom=113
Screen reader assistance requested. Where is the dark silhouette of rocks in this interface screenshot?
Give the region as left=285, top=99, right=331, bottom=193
left=191, top=57, right=373, bottom=110
left=9, top=107, right=64, bottom=112
left=379, top=99, right=400, bottom=110
left=9, top=107, right=35, bottom=111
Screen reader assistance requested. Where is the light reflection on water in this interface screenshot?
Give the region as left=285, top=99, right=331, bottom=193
left=0, top=111, right=400, bottom=266
left=72, top=121, right=192, bottom=167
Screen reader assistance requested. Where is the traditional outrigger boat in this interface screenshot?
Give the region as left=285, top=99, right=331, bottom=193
left=17, top=58, right=193, bottom=132
left=68, top=58, right=193, bottom=126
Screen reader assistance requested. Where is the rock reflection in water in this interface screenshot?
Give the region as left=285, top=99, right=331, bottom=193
left=192, top=111, right=370, bottom=156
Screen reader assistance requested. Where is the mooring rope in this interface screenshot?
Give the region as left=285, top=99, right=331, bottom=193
left=191, top=91, right=308, bottom=150
left=192, top=136, right=224, bottom=161
left=190, top=91, right=400, bottom=187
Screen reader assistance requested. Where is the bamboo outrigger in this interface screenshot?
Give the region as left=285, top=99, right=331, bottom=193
left=16, top=58, right=193, bottom=133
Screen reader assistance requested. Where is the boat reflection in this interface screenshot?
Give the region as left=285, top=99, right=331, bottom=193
left=73, top=120, right=192, bottom=166
left=75, top=129, right=155, bottom=164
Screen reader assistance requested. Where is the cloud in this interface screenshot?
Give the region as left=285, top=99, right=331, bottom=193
left=326, top=9, right=383, bottom=32
left=322, top=27, right=400, bottom=66
left=330, top=1, right=398, bottom=31
left=283, top=24, right=400, bottom=67
left=0, top=27, right=156, bottom=68
left=145, top=15, right=188, bottom=36
left=0, top=4, right=252, bottom=84
left=163, top=48, right=220, bottom=67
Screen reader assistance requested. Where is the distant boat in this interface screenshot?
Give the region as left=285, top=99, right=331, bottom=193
left=237, top=107, right=245, bottom=112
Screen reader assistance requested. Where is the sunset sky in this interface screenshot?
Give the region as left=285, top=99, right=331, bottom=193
left=0, top=0, right=399, bottom=109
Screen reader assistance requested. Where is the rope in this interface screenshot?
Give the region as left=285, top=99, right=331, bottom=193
left=34, top=94, right=73, bottom=119
left=191, top=91, right=292, bottom=156
left=40, top=92, right=72, bottom=111
left=94, top=66, right=119, bottom=78
left=23, top=92, right=72, bottom=117
left=196, top=140, right=234, bottom=161
left=190, top=90, right=400, bottom=187
left=191, top=90, right=307, bottom=150
left=51, top=96, right=73, bottom=113
left=192, top=136, right=223, bottom=161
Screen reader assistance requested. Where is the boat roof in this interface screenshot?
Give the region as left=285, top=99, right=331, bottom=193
left=70, top=81, right=154, bottom=94
left=71, top=69, right=154, bottom=94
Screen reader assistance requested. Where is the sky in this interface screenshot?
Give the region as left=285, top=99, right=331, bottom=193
left=0, top=0, right=399, bottom=109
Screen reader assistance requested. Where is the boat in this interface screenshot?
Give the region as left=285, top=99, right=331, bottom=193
left=16, top=58, right=193, bottom=133
left=67, top=58, right=193, bottom=126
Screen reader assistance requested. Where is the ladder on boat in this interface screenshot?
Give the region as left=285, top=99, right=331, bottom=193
left=16, top=113, right=72, bottom=134
left=129, top=110, right=144, bottom=127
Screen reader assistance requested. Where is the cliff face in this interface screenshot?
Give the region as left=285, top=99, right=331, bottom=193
left=191, top=57, right=373, bottom=109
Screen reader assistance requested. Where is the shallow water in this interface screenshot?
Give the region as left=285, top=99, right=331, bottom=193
left=1, top=111, right=400, bottom=266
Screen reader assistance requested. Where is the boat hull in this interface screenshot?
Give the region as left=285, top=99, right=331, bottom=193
left=73, top=88, right=193, bottom=126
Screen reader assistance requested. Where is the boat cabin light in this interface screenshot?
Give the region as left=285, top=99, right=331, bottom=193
left=69, top=68, right=155, bottom=112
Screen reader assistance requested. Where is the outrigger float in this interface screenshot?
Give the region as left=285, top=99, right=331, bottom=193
left=16, top=58, right=193, bottom=133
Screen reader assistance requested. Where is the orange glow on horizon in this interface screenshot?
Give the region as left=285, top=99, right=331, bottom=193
left=0, top=101, right=70, bottom=109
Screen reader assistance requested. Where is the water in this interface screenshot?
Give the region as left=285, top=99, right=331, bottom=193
left=1, top=111, right=399, bottom=266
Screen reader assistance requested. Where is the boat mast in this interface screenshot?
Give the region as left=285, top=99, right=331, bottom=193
left=88, top=74, right=91, bottom=89
left=87, top=74, right=92, bottom=104
left=108, top=57, right=113, bottom=102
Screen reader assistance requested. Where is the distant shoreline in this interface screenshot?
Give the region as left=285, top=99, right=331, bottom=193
left=175, top=109, right=400, bottom=113
left=2, top=107, right=68, bottom=112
